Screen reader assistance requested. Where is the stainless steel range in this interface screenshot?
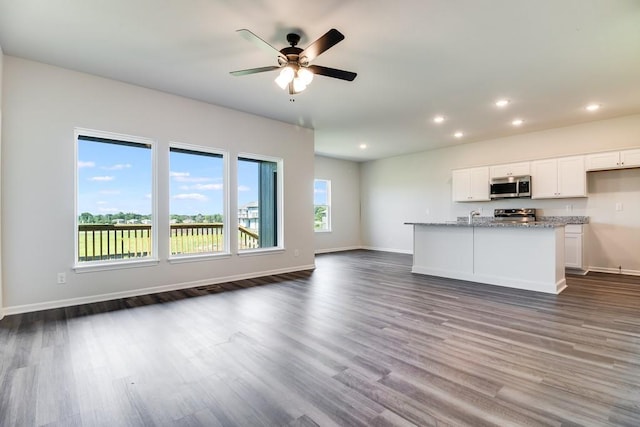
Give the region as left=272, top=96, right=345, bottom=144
left=493, top=208, right=537, bottom=223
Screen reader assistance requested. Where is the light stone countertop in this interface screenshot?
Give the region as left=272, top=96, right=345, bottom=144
left=405, top=221, right=563, bottom=228
left=406, top=215, right=588, bottom=228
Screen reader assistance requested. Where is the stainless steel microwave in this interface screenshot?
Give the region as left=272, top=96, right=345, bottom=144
left=490, top=175, right=531, bottom=199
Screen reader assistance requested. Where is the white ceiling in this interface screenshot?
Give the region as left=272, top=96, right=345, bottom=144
left=1, top=0, right=639, bottom=161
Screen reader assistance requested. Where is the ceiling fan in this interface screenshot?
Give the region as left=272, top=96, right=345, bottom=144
left=230, top=28, right=357, bottom=95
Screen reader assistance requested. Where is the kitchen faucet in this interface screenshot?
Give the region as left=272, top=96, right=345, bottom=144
left=468, top=209, right=481, bottom=224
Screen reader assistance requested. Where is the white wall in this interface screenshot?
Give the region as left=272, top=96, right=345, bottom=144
left=586, top=168, right=640, bottom=274
left=1, top=56, right=315, bottom=313
left=0, top=45, right=4, bottom=318
left=314, top=155, right=361, bottom=253
left=361, top=114, right=640, bottom=273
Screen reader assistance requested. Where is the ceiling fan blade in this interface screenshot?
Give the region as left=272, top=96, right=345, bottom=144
left=236, top=29, right=287, bottom=62
left=230, top=66, right=281, bottom=76
left=307, top=65, right=357, bottom=81
left=300, top=29, right=345, bottom=63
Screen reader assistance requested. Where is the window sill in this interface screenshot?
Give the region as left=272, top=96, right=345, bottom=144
left=314, top=229, right=332, bottom=233
left=237, top=247, right=285, bottom=257
left=169, top=252, right=232, bottom=264
left=73, top=258, right=160, bottom=273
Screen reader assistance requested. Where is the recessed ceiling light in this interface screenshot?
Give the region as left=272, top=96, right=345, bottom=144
left=495, top=99, right=510, bottom=108
left=512, top=118, right=524, bottom=126
left=454, top=131, right=464, bottom=138
left=585, top=103, right=601, bottom=112
left=359, top=143, right=368, bottom=149
left=433, top=115, right=445, bottom=124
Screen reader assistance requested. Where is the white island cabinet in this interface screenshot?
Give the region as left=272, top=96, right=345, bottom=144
left=407, top=222, right=566, bottom=294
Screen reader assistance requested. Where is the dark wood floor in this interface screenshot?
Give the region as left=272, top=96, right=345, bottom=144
left=1, top=250, right=640, bottom=426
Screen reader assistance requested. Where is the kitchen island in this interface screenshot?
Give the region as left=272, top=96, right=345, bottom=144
left=406, top=221, right=566, bottom=294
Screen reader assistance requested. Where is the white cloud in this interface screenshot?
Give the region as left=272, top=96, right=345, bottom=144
left=194, top=183, right=223, bottom=191
left=170, top=171, right=190, bottom=178
left=173, top=193, right=208, bottom=201
left=238, top=185, right=251, bottom=192
left=78, top=161, right=95, bottom=168
left=178, top=183, right=224, bottom=191
left=97, top=201, right=108, bottom=205
left=98, top=207, right=120, bottom=213
left=100, top=190, right=121, bottom=195
left=90, top=176, right=115, bottom=182
left=145, top=193, right=152, bottom=199
left=170, top=171, right=212, bottom=183
left=177, top=176, right=212, bottom=183
left=103, top=163, right=132, bottom=171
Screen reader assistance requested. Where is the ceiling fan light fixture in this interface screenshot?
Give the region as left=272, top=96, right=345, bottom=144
left=298, top=67, right=314, bottom=85
left=232, top=28, right=356, bottom=95
left=293, top=77, right=307, bottom=93
left=275, top=66, right=295, bottom=89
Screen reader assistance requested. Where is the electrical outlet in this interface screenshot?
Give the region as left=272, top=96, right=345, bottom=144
left=57, top=272, right=66, bottom=284
left=565, top=204, right=572, bottom=212
left=615, top=202, right=623, bottom=212
left=294, top=249, right=300, bottom=257
left=425, top=208, right=430, bottom=215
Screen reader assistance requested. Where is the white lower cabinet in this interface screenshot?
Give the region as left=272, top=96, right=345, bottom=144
left=565, top=224, right=587, bottom=272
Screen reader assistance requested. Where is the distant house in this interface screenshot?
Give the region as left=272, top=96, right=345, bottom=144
left=112, top=219, right=125, bottom=225
left=141, top=219, right=152, bottom=225
left=126, top=219, right=140, bottom=224
left=238, top=201, right=259, bottom=230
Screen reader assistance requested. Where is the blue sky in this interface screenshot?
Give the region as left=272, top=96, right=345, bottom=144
left=314, top=179, right=328, bottom=205
left=78, top=140, right=259, bottom=216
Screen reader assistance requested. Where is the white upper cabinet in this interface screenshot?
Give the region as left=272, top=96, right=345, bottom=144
left=531, top=155, right=586, bottom=199
left=621, top=148, right=640, bottom=168
left=489, top=162, right=531, bottom=179
left=452, top=167, right=490, bottom=202
left=585, top=148, right=640, bottom=171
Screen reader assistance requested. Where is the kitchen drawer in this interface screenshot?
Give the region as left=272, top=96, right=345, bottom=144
left=565, top=224, right=583, bottom=234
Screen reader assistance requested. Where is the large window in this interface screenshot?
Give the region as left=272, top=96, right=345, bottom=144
left=237, top=156, right=282, bottom=250
left=76, top=130, right=155, bottom=266
left=314, top=179, right=331, bottom=232
left=169, top=145, right=226, bottom=256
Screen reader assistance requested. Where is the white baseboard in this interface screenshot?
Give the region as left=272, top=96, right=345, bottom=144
left=315, top=246, right=362, bottom=254
left=588, top=266, right=640, bottom=277
left=361, top=246, right=413, bottom=255
left=2, top=264, right=316, bottom=317
left=566, top=268, right=589, bottom=276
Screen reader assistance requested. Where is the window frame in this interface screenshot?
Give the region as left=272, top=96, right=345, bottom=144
left=168, top=142, right=230, bottom=262
left=236, top=153, right=284, bottom=255
left=314, top=178, right=332, bottom=233
left=73, top=128, right=158, bottom=272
